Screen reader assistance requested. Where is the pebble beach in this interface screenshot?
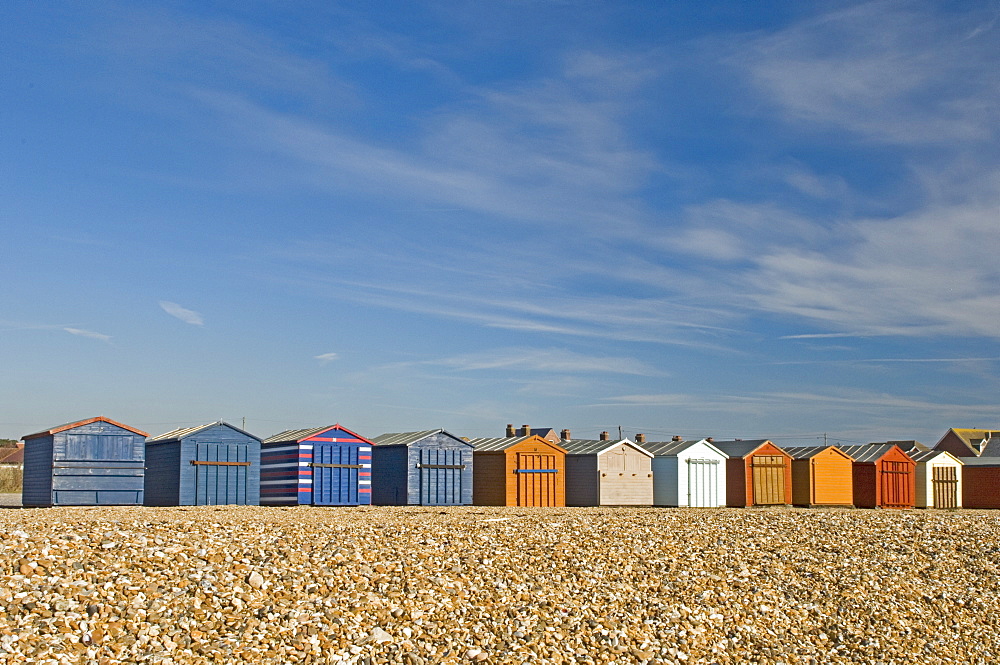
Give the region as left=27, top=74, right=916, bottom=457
left=2, top=506, right=998, bottom=664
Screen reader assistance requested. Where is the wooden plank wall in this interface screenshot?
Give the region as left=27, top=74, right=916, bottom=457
left=597, top=445, right=652, bottom=506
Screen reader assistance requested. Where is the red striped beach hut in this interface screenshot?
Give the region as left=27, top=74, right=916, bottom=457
left=260, top=425, right=373, bottom=506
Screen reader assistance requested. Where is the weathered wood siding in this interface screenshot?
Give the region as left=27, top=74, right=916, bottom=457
left=371, top=445, right=408, bottom=505
left=22, top=419, right=146, bottom=507
left=962, top=467, right=1000, bottom=509
left=597, top=444, right=652, bottom=505
left=472, top=452, right=507, bottom=506
left=565, top=455, right=599, bottom=506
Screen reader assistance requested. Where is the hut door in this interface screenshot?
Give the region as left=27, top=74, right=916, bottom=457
left=515, top=452, right=559, bottom=507
left=418, top=448, right=466, bottom=505
left=931, top=465, right=958, bottom=509
left=880, top=460, right=912, bottom=508
left=312, top=444, right=360, bottom=506
left=751, top=455, right=786, bottom=505
left=686, top=459, right=719, bottom=507
left=193, top=443, right=250, bottom=505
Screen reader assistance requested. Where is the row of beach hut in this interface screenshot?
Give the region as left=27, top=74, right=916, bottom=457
left=18, top=418, right=991, bottom=509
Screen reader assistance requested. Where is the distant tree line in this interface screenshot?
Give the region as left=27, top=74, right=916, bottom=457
left=0, top=439, right=18, bottom=448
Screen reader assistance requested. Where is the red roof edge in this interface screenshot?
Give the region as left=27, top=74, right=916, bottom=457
left=23, top=416, right=149, bottom=440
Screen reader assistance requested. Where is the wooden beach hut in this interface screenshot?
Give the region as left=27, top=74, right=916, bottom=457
left=467, top=435, right=566, bottom=506
left=21, top=416, right=148, bottom=507
left=838, top=444, right=916, bottom=509
left=561, top=432, right=653, bottom=506
left=956, top=458, right=1000, bottom=509
left=642, top=437, right=728, bottom=507
left=712, top=440, right=793, bottom=507
left=909, top=449, right=963, bottom=509
left=260, top=425, right=373, bottom=506
left=782, top=445, right=855, bottom=507
left=370, top=430, right=473, bottom=506
left=144, top=422, right=261, bottom=506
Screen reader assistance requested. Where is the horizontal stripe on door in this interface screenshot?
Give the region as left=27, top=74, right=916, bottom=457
left=515, top=469, right=558, bottom=473
left=416, top=464, right=467, bottom=469
left=190, top=461, right=251, bottom=466
left=310, top=463, right=364, bottom=468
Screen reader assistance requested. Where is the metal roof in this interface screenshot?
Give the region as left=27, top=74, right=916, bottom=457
left=780, top=445, right=853, bottom=461
left=641, top=439, right=728, bottom=458
left=147, top=421, right=260, bottom=443
left=23, top=416, right=149, bottom=440
left=558, top=438, right=652, bottom=458
left=262, top=425, right=372, bottom=445
left=955, top=456, right=1000, bottom=466
left=709, top=440, right=774, bottom=458
left=468, top=436, right=531, bottom=451
left=836, top=444, right=907, bottom=463
left=372, top=429, right=470, bottom=447
left=908, top=449, right=963, bottom=464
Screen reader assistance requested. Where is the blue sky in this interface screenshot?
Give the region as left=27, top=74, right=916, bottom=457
left=2, top=1, right=998, bottom=445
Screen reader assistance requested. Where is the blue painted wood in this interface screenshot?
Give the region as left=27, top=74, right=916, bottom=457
left=373, top=431, right=473, bottom=506
left=21, top=418, right=146, bottom=507
left=313, top=443, right=361, bottom=505
left=144, top=422, right=260, bottom=506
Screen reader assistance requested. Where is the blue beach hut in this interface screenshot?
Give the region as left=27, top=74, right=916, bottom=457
left=21, top=416, right=148, bottom=506
left=371, top=429, right=473, bottom=505
left=260, top=425, right=373, bottom=506
left=144, top=421, right=261, bottom=506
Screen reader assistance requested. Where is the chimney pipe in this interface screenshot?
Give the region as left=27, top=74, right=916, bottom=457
left=636, top=433, right=646, bottom=443
left=506, top=424, right=515, bottom=437
left=560, top=429, right=571, bottom=441
left=521, top=424, right=530, bottom=436
left=600, top=431, right=609, bottom=441
left=672, top=435, right=682, bottom=442
left=706, top=437, right=714, bottom=443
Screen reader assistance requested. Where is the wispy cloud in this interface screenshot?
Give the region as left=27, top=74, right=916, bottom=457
left=159, top=301, right=204, bottom=326
left=63, top=327, right=111, bottom=342
left=415, top=347, right=659, bottom=376
left=314, top=352, right=339, bottom=364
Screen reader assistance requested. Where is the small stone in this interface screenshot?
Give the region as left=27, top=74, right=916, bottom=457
left=246, top=571, right=265, bottom=589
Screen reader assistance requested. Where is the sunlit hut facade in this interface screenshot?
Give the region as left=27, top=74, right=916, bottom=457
left=838, top=444, right=916, bottom=509
left=782, top=445, right=855, bottom=508
left=370, top=430, right=473, bottom=506
left=21, top=416, right=148, bottom=507
left=642, top=436, right=728, bottom=507
left=561, top=431, right=654, bottom=507
left=144, top=422, right=261, bottom=506
left=260, top=425, right=373, bottom=506
left=711, top=440, right=793, bottom=507
left=467, top=434, right=566, bottom=507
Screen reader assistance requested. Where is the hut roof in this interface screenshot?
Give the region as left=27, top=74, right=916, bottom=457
left=558, top=438, right=652, bottom=457
left=780, top=445, right=853, bottom=461
left=837, top=444, right=909, bottom=463
left=467, top=435, right=565, bottom=452
left=709, top=440, right=775, bottom=458
left=147, top=421, right=260, bottom=443
left=23, top=416, right=148, bottom=440
left=641, top=439, right=728, bottom=458
left=263, top=425, right=372, bottom=445
left=372, top=429, right=470, bottom=447
left=908, top=449, right=963, bottom=464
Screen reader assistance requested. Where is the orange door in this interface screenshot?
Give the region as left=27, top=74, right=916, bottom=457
left=751, top=455, right=786, bottom=505
left=516, top=452, right=558, bottom=507
left=880, top=461, right=912, bottom=507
